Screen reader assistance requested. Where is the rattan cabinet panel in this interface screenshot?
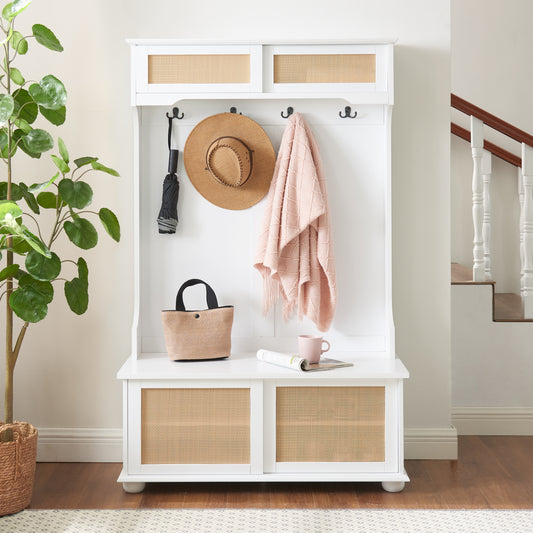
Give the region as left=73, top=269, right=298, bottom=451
left=276, top=386, right=385, bottom=463
left=141, top=388, right=250, bottom=465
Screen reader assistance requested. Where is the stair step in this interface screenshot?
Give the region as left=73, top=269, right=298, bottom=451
left=494, top=293, right=533, bottom=322
left=451, top=262, right=495, bottom=284
left=451, top=263, right=533, bottom=322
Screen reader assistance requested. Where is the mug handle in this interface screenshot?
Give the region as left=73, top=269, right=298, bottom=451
left=321, top=340, right=330, bottom=354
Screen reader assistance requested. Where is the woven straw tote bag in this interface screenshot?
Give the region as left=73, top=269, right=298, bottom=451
left=161, top=279, right=234, bottom=361
left=0, top=421, right=38, bottom=516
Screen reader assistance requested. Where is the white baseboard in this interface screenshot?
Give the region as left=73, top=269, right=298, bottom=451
left=404, top=427, right=458, bottom=460
left=452, top=407, right=533, bottom=435
left=37, top=428, right=122, bottom=462
left=37, top=426, right=459, bottom=462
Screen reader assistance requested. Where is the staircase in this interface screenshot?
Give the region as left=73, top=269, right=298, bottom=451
left=450, top=96, right=533, bottom=436
left=451, top=262, right=533, bottom=322
left=451, top=94, right=533, bottom=319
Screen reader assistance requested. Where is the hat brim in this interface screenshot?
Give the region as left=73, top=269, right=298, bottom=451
left=184, top=113, right=276, bottom=210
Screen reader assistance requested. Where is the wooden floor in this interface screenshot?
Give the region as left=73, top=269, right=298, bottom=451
left=29, top=436, right=533, bottom=509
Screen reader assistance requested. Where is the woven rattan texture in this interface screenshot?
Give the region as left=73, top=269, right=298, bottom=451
left=276, top=386, right=385, bottom=463
left=273, top=54, right=376, bottom=84
left=148, top=54, right=250, bottom=84
left=0, top=422, right=38, bottom=516
left=141, top=388, right=250, bottom=464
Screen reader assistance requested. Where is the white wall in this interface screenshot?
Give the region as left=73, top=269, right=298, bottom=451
left=0, top=0, right=452, bottom=459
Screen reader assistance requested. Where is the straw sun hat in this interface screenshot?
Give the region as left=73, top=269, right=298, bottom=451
left=183, top=113, right=276, bottom=210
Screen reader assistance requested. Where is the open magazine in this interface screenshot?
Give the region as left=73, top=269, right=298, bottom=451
left=256, top=349, right=353, bottom=372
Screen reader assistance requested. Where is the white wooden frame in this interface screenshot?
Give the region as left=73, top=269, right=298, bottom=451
left=126, top=380, right=263, bottom=476
left=263, top=380, right=402, bottom=475
left=262, top=44, right=388, bottom=96
left=134, top=44, right=263, bottom=95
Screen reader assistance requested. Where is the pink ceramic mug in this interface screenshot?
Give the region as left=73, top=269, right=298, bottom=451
left=298, top=335, right=330, bottom=364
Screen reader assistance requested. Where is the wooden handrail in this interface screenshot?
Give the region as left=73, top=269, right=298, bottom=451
left=451, top=94, right=533, bottom=147
left=451, top=122, right=522, bottom=167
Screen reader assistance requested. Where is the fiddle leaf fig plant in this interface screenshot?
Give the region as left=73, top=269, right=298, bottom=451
left=0, top=0, right=120, bottom=432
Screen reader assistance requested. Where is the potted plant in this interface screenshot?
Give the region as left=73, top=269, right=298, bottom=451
left=0, top=0, right=120, bottom=515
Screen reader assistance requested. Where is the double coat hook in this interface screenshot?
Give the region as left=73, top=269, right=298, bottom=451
left=166, top=107, right=184, bottom=120
left=339, top=106, right=357, bottom=119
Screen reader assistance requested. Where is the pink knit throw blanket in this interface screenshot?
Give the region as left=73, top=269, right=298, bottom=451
left=254, top=112, right=336, bottom=331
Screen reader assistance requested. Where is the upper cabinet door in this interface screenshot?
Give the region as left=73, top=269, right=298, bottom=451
left=133, top=44, right=263, bottom=98
left=263, top=44, right=393, bottom=103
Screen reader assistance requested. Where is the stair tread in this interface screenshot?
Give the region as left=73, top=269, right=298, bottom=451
left=493, top=293, right=533, bottom=322
left=451, top=262, right=495, bottom=284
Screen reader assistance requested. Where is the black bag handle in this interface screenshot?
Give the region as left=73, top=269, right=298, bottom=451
left=175, top=279, right=219, bottom=311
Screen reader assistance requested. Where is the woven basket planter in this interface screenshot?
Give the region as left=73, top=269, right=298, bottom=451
left=0, top=422, right=38, bottom=516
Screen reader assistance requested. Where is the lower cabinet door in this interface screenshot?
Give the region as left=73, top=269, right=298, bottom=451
left=128, top=380, right=261, bottom=475
left=265, top=382, right=401, bottom=474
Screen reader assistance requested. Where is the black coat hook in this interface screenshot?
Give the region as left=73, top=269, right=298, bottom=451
left=229, top=107, right=242, bottom=114
left=281, top=106, right=294, bottom=118
left=339, top=106, right=357, bottom=119
left=166, top=107, right=184, bottom=120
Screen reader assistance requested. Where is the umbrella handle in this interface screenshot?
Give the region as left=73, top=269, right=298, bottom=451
left=168, top=149, right=179, bottom=174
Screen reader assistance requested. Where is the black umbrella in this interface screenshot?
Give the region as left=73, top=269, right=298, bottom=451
left=157, top=109, right=182, bottom=234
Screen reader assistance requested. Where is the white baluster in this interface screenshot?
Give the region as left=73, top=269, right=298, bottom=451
left=518, top=166, right=525, bottom=298
left=481, top=149, right=492, bottom=279
left=471, top=117, right=485, bottom=281
left=521, top=143, right=533, bottom=318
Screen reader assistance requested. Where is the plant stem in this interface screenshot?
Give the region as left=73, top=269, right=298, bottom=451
left=4, top=24, right=14, bottom=427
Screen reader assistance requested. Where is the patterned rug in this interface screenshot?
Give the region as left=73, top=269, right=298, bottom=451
left=1, top=509, right=532, bottom=532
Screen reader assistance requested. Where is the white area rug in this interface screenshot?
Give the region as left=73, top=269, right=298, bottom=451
left=1, top=509, right=533, bottom=532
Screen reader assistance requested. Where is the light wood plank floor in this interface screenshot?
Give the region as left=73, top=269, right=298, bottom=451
left=28, top=436, right=533, bottom=509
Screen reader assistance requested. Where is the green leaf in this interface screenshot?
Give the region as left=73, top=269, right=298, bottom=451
left=51, top=154, right=69, bottom=174
left=0, top=199, right=22, bottom=220
left=77, top=257, right=88, bottom=281
left=0, top=94, right=14, bottom=127
left=10, top=274, right=53, bottom=323
left=0, top=182, right=23, bottom=201
left=91, top=160, right=119, bottom=177
left=1, top=208, right=51, bottom=257
left=99, top=208, right=120, bottom=242
left=18, top=182, right=39, bottom=214
left=10, top=285, right=48, bottom=322
left=19, top=274, right=53, bottom=302
left=14, top=117, right=32, bottom=134
left=29, top=75, right=66, bottom=110
left=58, top=179, right=92, bottom=209
left=32, top=23, right=63, bottom=52
left=20, top=227, right=50, bottom=257
left=64, top=276, right=88, bottom=315
left=10, top=236, right=31, bottom=255
left=29, top=172, right=59, bottom=194
left=2, top=0, right=31, bottom=21
left=64, top=218, right=98, bottom=250
left=23, top=128, right=53, bottom=154
left=0, top=263, right=19, bottom=281
left=74, top=156, right=97, bottom=168
left=11, top=30, right=28, bottom=54
left=13, top=88, right=38, bottom=124
left=25, top=249, right=60, bottom=281
left=9, top=66, right=24, bottom=85
left=58, top=137, right=69, bottom=163
left=39, top=105, right=66, bottom=126
left=36, top=191, right=58, bottom=209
